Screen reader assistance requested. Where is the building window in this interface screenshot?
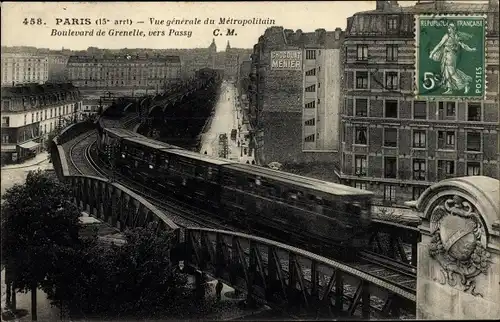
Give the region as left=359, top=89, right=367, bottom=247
left=413, top=130, right=426, bottom=148
left=355, top=71, right=369, bottom=89
left=438, top=160, right=455, bottom=176
left=467, top=103, right=481, bottom=121
left=438, top=131, right=456, bottom=150
left=466, top=132, right=481, bottom=152
left=44, top=110, right=47, bottom=120
left=412, top=186, right=427, bottom=200
left=305, top=68, right=316, bottom=76
left=413, top=159, right=426, bottom=181
left=385, top=72, right=398, bottom=90
left=387, top=16, right=399, bottom=31
left=24, top=114, right=27, bottom=125
left=305, top=101, right=316, bottom=109
left=317, top=98, right=321, bottom=104
left=305, top=84, right=316, bottom=92
left=438, top=101, right=456, bottom=119
left=466, top=162, right=481, bottom=176
left=306, top=50, right=316, bottom=60
left=44, top=124, right=47, bottom=134
left=384, top=157, right=397, bottom=178
left=386, top=44, right=398, bottom=61
left=354, top=155, right=367, bottom=176
left=304, top=118, right=315, bottom=126
left=385, top=100, right=398, bottom=118
left=1, top=116, right=9, bottom=127
left=50, top=109, right=53, bottom=118
left=413, top=101, right=427, bottom=119
left=304, top=134, right=315, bottom=142
left=356, top=45, right=368, bottom=61
left=355, top=99, right=368, bottom=117
left=354, top=182, right=367, bottom=190
left=384, top=185, right=396, bottom=201
left=384, top=128, right=397, bottom=147
left=355, top=127, right=367, bottom=145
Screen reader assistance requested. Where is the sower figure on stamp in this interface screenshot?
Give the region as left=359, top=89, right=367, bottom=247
left=429, top=23, right=476, bottom=95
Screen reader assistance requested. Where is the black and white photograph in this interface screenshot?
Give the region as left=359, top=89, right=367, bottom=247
left=1, top=1, right=499, bottom=321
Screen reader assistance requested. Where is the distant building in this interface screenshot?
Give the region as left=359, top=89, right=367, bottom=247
left=339, top=0, right=499, bottom=205
left=238, top=60, right=252, bottom=101
left=224, top=41, right=240, bottom=80
left=248, top=27, right=345, bottom=176
left=48, top=55, right=69, bottom=82
left=65, top=54, right=182, bottom=90
left=1, top=83, right=82, bottom=164
left=1, top=53, right=49, bottom=86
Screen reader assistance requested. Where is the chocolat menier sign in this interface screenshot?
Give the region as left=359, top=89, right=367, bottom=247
left=270, top=50, right=302, bottom=70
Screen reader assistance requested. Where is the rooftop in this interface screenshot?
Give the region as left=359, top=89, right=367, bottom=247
left=1, top=83, right=78, bottom=98
left=356, top=0, right=493, bottom=15
left=67, top=55, right=181, bottom=64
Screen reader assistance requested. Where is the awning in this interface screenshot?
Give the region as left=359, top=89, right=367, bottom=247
left=18, top=141, right=40, bottom=150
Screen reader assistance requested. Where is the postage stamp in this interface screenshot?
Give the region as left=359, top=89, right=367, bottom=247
left=415, top=15, right=487, bottom=100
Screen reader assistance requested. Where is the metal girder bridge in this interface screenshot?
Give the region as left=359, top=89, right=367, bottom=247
left=181, top=228, right=416, bottom=319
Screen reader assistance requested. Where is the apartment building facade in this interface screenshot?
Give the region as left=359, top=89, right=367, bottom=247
left=1, top=83, right=82, bottom=164
left=248, top=27, right=344, bottom=177
left=65, top=54, right=182, bottom=90
left=339, top=0, right=499, bottom=205
left=1, top=53, right=49, bottom=86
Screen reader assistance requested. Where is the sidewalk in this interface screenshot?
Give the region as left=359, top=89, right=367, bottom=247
left=1, top=152, right=50, bottom=171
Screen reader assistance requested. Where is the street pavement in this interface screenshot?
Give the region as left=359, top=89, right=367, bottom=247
left=199, top=80, right=255, bottom=164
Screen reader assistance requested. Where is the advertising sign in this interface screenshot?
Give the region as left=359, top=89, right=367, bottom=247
left=270, top=51, right=302, bottom=70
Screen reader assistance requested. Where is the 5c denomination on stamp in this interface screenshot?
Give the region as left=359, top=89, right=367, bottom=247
left=415, top=15, right=486, bottom=100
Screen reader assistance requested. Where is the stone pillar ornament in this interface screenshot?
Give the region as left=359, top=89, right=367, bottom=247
left=407, top=176, right=500, bottom=320
left=428, top=195, right=492, bottom=297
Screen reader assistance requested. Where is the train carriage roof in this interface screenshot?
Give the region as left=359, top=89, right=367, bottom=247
left=166, top=149, right=235, bottom=166
left=104, top=127, right=139, bottom=139
left=123, top=136, right=180, bottom=151
left=225, top=163, right=373, bottom=197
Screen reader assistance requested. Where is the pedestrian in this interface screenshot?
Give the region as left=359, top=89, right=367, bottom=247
left=215, top=280, right=223, bottom=302
left=204, top=150, right=208, bottom=155
left=237, top=140, right=240, bottom=147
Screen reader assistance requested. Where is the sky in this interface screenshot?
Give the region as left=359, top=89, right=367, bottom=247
left=0, top=1, right=414, bottom=51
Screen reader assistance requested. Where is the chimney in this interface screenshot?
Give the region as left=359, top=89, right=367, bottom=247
left=376, top=0, right=388, bottom=10
left=390, top=1, right=399, bottom=7
left=334, top=27, right=342, bottom=41
left=489, top=0, right=499, bottom=8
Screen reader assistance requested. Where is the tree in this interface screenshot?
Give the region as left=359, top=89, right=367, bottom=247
left=45, top=227, right=190, bottom=319
left=1, top=170, right=83, bottom=321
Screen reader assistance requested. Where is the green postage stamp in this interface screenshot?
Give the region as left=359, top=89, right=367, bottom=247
left=415, top=15, right=486, bottom=99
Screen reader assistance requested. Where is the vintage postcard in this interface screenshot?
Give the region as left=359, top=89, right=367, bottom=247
left=1, top=1, right=499, bottom=321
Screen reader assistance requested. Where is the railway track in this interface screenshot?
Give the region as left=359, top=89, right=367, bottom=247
left=67, top=130, right=101, bottom=176
left=84, top=141, right=417, bottom=303
left=85, top=140, right=229, bottom=230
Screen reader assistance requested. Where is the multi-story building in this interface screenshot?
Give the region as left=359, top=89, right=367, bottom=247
left=48, top=55, right=69, bottom=82
left=339, top=0, right=499, bottom=205
left=224, top=41, right=240, bottom=80
left=1, top=53, right=49, bottom=86
left=1, top=83, right=82, bottom=164
left=247, top=27, right=344, bottom=179
left=65, top=54, right=182, bottom=90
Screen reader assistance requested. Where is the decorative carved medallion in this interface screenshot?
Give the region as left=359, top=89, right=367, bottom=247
left=429, top=195, right=492, bottom=297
